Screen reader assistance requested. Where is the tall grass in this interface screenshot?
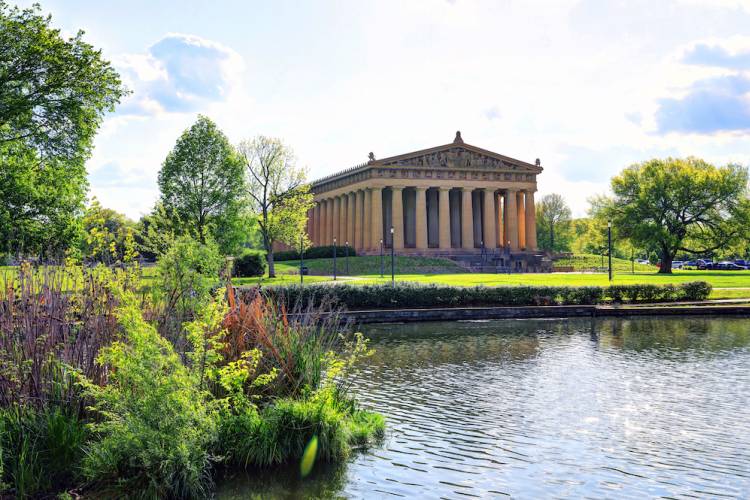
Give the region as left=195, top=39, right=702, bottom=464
left=0, top=264, right=129, bottom=409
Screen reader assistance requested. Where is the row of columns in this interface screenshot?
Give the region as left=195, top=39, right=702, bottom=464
left=307, top=186, right=537, bottom=252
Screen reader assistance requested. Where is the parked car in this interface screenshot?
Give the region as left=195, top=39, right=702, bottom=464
left=715, top=261, right=747, bottom=270
left=683, top=260, right=698, bottom=269
left=697, top=259, right=714, bottom=270
left=635, top=259, right=650, bottom=265
left=735, top=259, right=747, bottom=267
left=671, top=261, right=684, bottom=269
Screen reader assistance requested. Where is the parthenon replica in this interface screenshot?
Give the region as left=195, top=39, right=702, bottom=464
left=306, top=132, right=547, bottom=271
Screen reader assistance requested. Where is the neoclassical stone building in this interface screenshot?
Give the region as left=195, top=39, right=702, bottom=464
left=306, top=132, right=542, bottom=263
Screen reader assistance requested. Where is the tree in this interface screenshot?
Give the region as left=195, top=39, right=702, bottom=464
left=158, top=116, right=246, bottom=254
left=536, top=193, right=572, bottom=252
left=238, top=136, right=313, bottom=278
left=0, top=2, right=126, bottom=163
left=0, top=2, right=125, bottom=259
left=601, top=157, right=750, bottom=273
left=81, top=198, right=137, bottom=265
left=0, top=142, right=85, bottom=259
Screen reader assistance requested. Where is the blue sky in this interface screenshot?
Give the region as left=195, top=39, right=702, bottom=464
left=22, top=0, right=750, bottom=218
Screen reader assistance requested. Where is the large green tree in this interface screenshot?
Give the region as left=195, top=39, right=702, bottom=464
left=80, top=198, right=136, bottom=265
left=602, top=157, right=750, bottom=273
left=158, top=116, right=246, bottom=254
left=0, top=2, right=125, bottom=162
left=0, top=2, right=125, bottom=258
left=238, top=136, right=312, bottom=278
left=536, top=193, right=572, bottom=252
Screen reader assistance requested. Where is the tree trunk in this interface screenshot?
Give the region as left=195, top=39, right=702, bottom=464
left=264, top=233, right=275, bottom=278
left=658, top=248, right=673, bottom=274
left=550, top=225, right=555, bottom=252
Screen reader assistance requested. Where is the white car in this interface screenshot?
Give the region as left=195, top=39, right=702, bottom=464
left=671, top=261, right=684, bottom=269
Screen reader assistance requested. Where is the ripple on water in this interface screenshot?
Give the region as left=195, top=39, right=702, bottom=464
left=217, top=316, right=750, bottom=499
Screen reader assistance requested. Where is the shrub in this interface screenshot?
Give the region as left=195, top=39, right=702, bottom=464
left=80, top=294, right=216, bottom=499
left=258, top=281, right=713, bottom=310
left=153, top=236, right=223, bottom=351
left=274, top=245, right=357, bottom=261
left=234, top=250, right=265, bottom=277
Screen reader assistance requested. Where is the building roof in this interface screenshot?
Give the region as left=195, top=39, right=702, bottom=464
left=311, top=131, right=542, bottom=188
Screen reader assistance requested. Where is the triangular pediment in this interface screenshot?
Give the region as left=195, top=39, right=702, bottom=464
left=373, top=142, right=542, bottom=173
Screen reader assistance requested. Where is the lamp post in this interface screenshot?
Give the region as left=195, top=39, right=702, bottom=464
left=345, top=241, right=349, bottom=275
left=333, top=237, right=337, bottom=281
left=380, top=239, right=384, bottom=278
left=390, top=227, right=395, bottom=286
left=299, top=233, right=304, bottom=285
left=607, top=221, right=613, bottom=281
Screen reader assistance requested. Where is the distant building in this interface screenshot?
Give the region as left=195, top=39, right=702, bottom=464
left=307, top=132, right=541, bottom=267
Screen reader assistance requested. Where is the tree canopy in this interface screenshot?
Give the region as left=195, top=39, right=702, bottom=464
left=0, top=2, right=126, bottom=163
left=536, top=193, right=572, bottom=252
left=158, top=116, right=246, bottom=254
left=601, top=157, right=750, bottom=273
left=0, top=2, right=126, bottom=259
left=238, top=136, right=312, bottom=277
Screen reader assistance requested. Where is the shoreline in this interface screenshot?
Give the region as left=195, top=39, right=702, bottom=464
left=335, top=303, right=750, bottom=324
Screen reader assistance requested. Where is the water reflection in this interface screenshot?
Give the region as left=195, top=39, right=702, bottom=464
left=216, top=316, right=750, bottom=499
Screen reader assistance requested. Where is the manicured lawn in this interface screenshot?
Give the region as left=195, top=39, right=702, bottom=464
left=275, top=255, right=465, bottom=276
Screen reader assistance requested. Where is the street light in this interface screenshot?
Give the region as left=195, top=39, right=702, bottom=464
left=345, top=241, right=349, bottom=275
left=299, top=233, right=304, bottom=285
left=390, top=226, right=395, bottom=286
left=379, top=239, right=384, bottom=278
left=333, top=237, right=337, bottom=281
left=607, top=221, right=613, bottom=281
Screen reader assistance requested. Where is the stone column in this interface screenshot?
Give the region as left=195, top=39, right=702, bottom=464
left=525, top=190, right=537, bottom=251
left=339, top=195, right=348, bottom=245
left=313, top=203, right=321, bottom=246
left=505, top=190, right=519, bottom=250
left=319, top=199, right=326, bottom=245
left=354, top=191, right=363, bottom=250
left=461, top=187, right=474, bottom=249
left=364, top=189, right=373, bottom=250
left=483, top=188, right=497, bottom=249
left=327, top=198, right=334, bottom=245
left=516, top=191, right=526, bottom=249
left=347, top=192, right=355, bottom=247
left=371, top=187, right=383, bottom=252
left=495, top=194, right=507, bottom=248
left=438, top=187, right=451, bottom=249
left=415, top=187, right=428, bottom=250
left=391, top=187, right=405, bottom=250
left=332, top=196, right=341, bottom=243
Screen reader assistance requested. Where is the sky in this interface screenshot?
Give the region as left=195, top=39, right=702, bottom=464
left=21, top=0, right=750, bottom=219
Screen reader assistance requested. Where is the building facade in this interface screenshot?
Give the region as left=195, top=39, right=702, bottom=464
left=306, top=132, right=542, bottom=261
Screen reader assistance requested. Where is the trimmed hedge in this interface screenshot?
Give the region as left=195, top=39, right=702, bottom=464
left=274, top=245, right=357, bottom=262
left=234, top=251, right=266, bottom=277
left=253, top=281, right=712, bottom=310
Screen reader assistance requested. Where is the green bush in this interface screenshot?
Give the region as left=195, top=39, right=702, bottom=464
left=274, top=245, right=357, bottom=261
left=80, top=295, right=216, bottom=499
left=259, top=281, right=712, bottom=309
left=234, top=250, right=265, bottom=277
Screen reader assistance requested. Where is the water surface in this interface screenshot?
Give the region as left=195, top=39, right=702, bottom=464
left=218, top=316, right=750, bottom=499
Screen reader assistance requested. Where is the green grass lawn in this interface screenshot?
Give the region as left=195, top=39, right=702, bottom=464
left=275, top=255, right=466, bottom=276
left=554, top=253, right=654, bottom=273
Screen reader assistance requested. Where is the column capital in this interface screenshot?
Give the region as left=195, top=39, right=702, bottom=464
left=483, top=187, right=497, bottom=193
left=438, top=185, right=452, bottom=192
left=461, top=186, right=473, bottom=192
left=414, top=186, right=427, bottom=191
left=391, top=186, right=404, bottom=191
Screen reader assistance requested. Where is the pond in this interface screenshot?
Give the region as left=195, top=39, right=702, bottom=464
left=218, top=316, right=750, bottom=498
